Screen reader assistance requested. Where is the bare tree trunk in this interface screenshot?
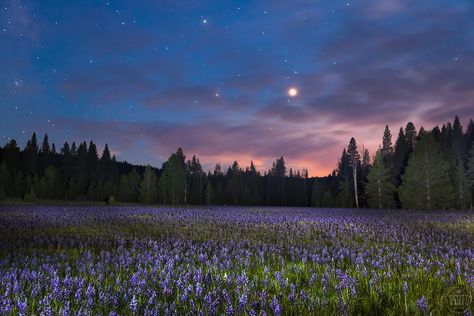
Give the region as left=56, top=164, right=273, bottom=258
left=146, top=171, right=150, bottom=204
left=281, top=177, right=285, bottom=206
left=459, top=168, right=464, bottom=208
left=377, top=175, right=382, bottom=209
left=184, top=176, right=187, bottom=205
left=353, top=168, right=359, bottom=208
left=425, top=153, right=431, bottom=209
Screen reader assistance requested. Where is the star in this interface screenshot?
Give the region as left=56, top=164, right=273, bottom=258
left=288, top=87, right=298, bottom=97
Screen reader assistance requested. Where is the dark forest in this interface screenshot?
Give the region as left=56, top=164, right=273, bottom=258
left=1, top=116, right=473, bottom=210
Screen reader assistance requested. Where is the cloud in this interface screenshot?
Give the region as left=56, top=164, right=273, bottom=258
left=52, top=117, right=343, bottom=176
left=2, top=0, right=474, bottom=177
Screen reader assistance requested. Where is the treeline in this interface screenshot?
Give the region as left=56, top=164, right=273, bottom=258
left=316, top=116, right=474, bottom=210
left=0, top=116, right=473, bottom=209
left=0, top=136, right=310, bottom=206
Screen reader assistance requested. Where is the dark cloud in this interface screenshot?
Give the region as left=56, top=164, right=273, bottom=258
left=53, top=117, right=341, bottom=175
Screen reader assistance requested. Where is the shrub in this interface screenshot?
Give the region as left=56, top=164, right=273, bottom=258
left=0, top=189, right=5, bottom=201
left=108, top=195, right=116, bottom=205
left=24, top=189, right=37, bottom=203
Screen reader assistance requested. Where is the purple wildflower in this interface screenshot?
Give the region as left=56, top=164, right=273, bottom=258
left=416, top=296, right=428, bottom=313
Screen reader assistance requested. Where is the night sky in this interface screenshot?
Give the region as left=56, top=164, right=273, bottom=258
left=1, top=1, right=473, bottom=176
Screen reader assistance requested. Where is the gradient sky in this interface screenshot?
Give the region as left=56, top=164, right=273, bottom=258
left=1, top=0, right=473, bottom=176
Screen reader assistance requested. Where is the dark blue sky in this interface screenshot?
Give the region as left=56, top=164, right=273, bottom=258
left=1, top=0, right=473, bottom=175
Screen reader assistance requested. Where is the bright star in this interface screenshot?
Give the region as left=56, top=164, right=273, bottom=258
left=288, top=87, right=298, bottom=97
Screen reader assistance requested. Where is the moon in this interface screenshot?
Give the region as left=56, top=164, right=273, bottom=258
left=288, top=87, right=298, bottom=97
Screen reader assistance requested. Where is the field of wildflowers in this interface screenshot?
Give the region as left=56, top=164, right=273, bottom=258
left=0, top=206, right=472, bottom=315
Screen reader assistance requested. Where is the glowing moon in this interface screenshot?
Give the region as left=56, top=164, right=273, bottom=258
left=288, top=87, right=298, bottom=97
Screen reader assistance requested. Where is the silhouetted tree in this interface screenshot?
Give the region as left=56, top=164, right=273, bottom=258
left=1, top=116, right=473, bottom=209
left=117, top=168, right=140, bottom=202
left=366, top=150, right=395, bottom=208
left=23, top=133, right=38, bottom=175
left=347, top=138, right=361, bottom=208
left=159, top=150, right=186, bottom=205
left=391, top=127, right=408, bottom=190
left=467, top=142, right=474, bottom=208
left=37, top=165, right=63, bottom=199
left=186, top=155, right=204, bottom=204
left=399, top=133, right=453, bottom=210
left=139, top=165, right=158, bottom=204
left=0, top=162, right=9, bottom=195
left=381, top=125, right=393, bottom=168
left=405, top=122, right=417, bottom=151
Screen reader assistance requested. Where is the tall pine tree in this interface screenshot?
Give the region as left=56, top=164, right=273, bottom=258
left=347, top=138, right=361, bottom=208
left=399, top=133, right=453, bottom=210
left=381, top=125, right=393, bottom=167
left=467, top=142, right=474, bottom=208
left=365, top=150, right=395, bottom=208
left=138, top=165, right=158, bottom=204
left=405, top=122, right=417, bottom=151
left=158, top=150, right=186, bottom=205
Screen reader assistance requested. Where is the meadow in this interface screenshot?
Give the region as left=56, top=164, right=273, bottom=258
left=0, top=206, right=472, bottom=315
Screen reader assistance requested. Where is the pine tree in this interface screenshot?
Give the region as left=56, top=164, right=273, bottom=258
left=467, top=142, right=474, bottom=208
left=321, top=190, right=334, bottom=207
left=392, top=127, right=408, bottom=185
left=0, top=162, right=10, bottom=196
left=139, top=165, right=158, bottom=204
left=128, top=168, right=140, bottom=202
left=13, top=170, right=24, bottom=197
left=205, top=179, right=214, bottom=205
left=23, top=132, right=39, bottom=175
left=381, top=125, right=393, bottom=163
left=310, top=180, right=324, bottom=207
left=2, top=140, right=21, bottom=171
left=209, top=164, right=225, bottom=204
left=76, top=142, right=89, bottom=196
left=337, top=178, right=353, bottom=208
left=451, top=116, right=465, bottom=160
left=60, top=142, right=73, bottom=186
left=452, top=158, right=470, bottom=209
left=365, top=151, right=395, bottom=208
left=99, top=144, right=116, bottom=183
left=466, top=120, right=474, bottom=155
left=399, top=133, right=454, bottom=210
left=362, top=148, right=370, bottom=175
left=405, top=122, right=417, bottom=151
left=360, top=148, right=370, bottom=207
left=431, top=125, right=441, bottom=140
left=245, top=161, right=261, bottom=205
left=186, top=155, right=204, bottom=204
left=87, top=141, right=99, bottom=179
left=117, top=174, right=131, bottom=202
left=38, top=165, right=63, bottom=199
left=158, top=150, right=186, bottom=205
left=347, top=138, right=361, bottom=208
left=271, top=157, right=286, bottom=205
left=417, top=126, right=427, bottom=140
left=39, top=134, right=51, bottom=172
left=227, top=161, right=243, bottom=204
